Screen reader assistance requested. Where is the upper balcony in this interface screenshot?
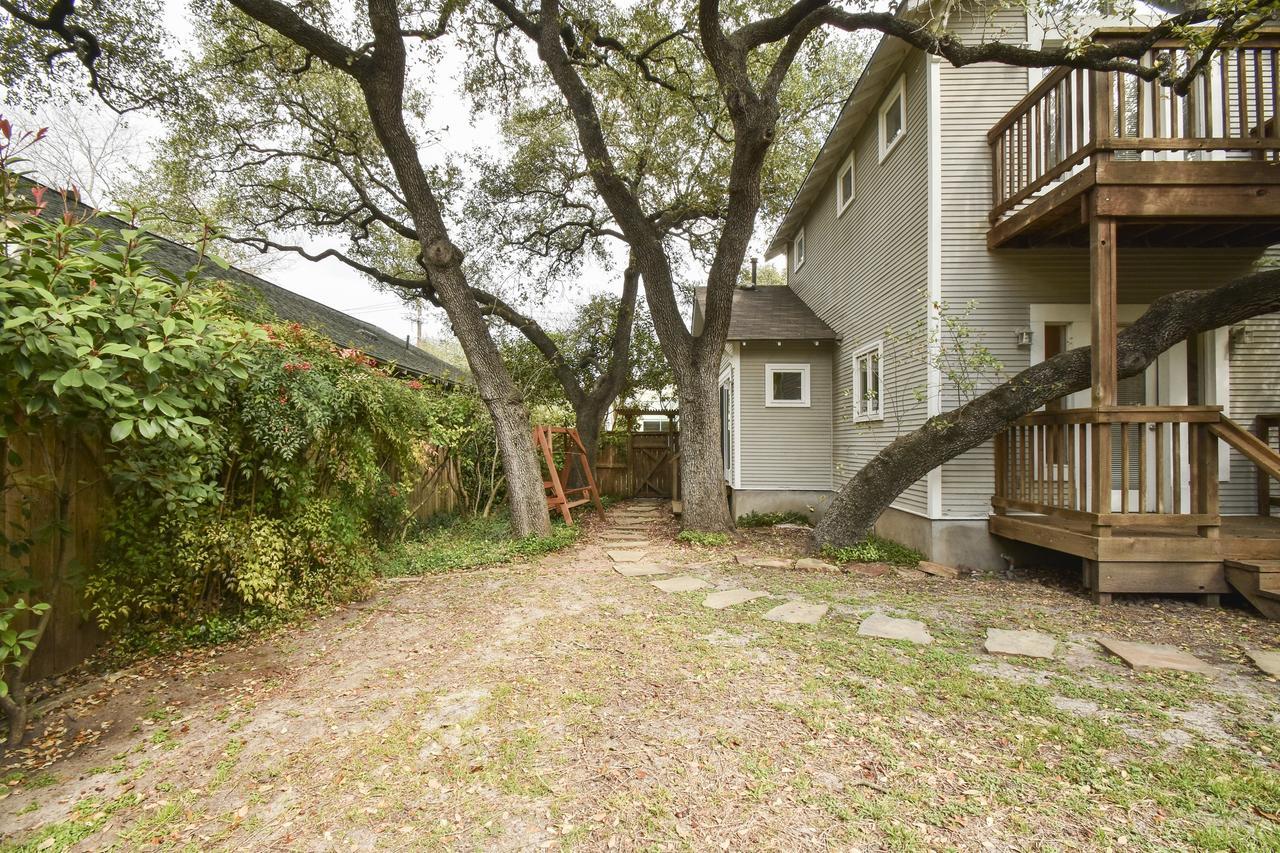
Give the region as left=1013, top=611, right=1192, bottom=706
left=988, top=30, right=1280, bottom=249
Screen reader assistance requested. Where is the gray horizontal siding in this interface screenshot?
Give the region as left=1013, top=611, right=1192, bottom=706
left=788, top=52, right=932, bottom=515
left=935, top=7, right=1270, bottom=517
left=1224, top=315, right=1280, bottom=514
left=737, top=343, right=834, bottom=491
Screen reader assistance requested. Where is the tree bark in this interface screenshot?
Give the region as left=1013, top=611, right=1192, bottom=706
left=356, top=0, right=549, bottom=537
left=812, top=269, right=1280, bottom=549
left=674, top=355, right=735, bottom=530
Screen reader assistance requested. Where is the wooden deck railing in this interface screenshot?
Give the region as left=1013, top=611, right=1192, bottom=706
left=989, top=33, right=1280, bottom=222
left=1251, top=414, right=1280, bottom=516
left=993, top=406, right=1222, bottom=533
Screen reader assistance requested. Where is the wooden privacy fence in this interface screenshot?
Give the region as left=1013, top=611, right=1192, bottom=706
left=1, top=427, right=108, bottom=680
left=2, top=432, right=458, bottom=680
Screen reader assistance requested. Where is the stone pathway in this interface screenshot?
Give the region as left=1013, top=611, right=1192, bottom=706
left=703, top=589, right=769, bottom=610
left=857, top=613, right=933, bottom=645
left=985, top=628, right=1057, bottom=660
left=596, top=502, right=1276, bottom=680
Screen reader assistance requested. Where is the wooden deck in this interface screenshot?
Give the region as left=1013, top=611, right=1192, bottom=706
left=990, top=514, right=1280, bottom=563
left=988, top=159, right=1280, bottom=248
left=987, top=31, right=1280, bottom=249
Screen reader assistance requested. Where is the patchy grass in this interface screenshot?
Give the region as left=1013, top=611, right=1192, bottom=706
left=3, top=503, right=1279, bottom=850
left=676, top=529, right=731, bottom=547
left=380, top=514, right=579, bottom=576
left=822, top=533, right=923, bottom=567
left=735, top=511, right=810, bottom=528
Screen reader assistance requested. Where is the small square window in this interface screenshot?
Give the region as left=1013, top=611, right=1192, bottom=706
left=837, top=153, right=855, bottom=215
left=854, top=342, right=883, bottom=421
left=792, top=227, right=806, bottom=272
left=878, top=77, right=906, bottom=161
left=765, top=363, right=810, bottom=408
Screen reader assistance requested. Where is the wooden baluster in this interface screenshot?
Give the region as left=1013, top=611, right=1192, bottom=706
left=1057, top=424, right=1066, bottom=509
left=1221, top=48, right=1231, bottom=136
left=994, top=430, right=1007, bottom=507
left=1156, top=421, right=1167, bottom=513
left=1120, top=423, right=1130, bottom=513
left=1138, top=422, right=1148, bottom=514
left=1197, top=422, right=1220, bottom=538
left=1255, top=48, right=1264, bottom=139
left=1238, top=48, right=1249, bottom=139
left=1172, top=421, right=1183, bottom=514
left=1076, top=69, right=1086, bottom=150
left=1083, top=424, right=1092, bottom=513
left=1039, top=424, right=1048, bottom=507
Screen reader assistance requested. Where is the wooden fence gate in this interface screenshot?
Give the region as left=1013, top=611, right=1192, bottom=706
left=595, top=430, right=680, bottom=499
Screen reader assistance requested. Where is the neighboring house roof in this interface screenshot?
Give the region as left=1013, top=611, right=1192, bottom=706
left=25, top=180, right=468, bottom=384
left=764, top=14, right=916, bottom=259
left=694, top=286, right=837, bottom=341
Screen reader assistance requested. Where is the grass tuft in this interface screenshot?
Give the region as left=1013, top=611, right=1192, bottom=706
left=821, top=534, right=922, bottom=567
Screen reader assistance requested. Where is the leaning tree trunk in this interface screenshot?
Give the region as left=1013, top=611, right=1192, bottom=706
left=677, top=371, right=735, bottom=532
left=353, top=2, right=550, bottom=537
left=812, top=269, right=1280, bottom=549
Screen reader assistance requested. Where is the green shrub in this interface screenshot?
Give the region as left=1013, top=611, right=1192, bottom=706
left=821, top=534, right=922, bottom=567
left=380, top=515, right=579, bottom=576
left=735, top=511, right=810, bottom=528
left=676, top=530, right=731, bottom=547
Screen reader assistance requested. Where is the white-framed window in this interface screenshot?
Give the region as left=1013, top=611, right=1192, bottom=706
left=878, top=76, right=906, bottom=161
left=853, top=342, right=883, bottom=421
left=792, top=227, right=805, bottom=272
left=836, top=153, right=855, bottom=215
left=765, top=363, right=810, bottom=408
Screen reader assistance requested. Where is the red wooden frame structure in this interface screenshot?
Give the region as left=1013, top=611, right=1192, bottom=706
left=534, top=425, right=605, bottom=525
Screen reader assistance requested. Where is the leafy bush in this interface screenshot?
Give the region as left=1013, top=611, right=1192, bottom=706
left=380, top=515, right=579, bottom=576
left=676, top=530, right=731, bottom=547
left=736, top=511, right=810, bottom=528
left=822, top=535, right=922, bottom=567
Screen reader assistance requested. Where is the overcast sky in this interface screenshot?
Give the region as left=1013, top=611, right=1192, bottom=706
left=2, top=0, right=658, bottom=347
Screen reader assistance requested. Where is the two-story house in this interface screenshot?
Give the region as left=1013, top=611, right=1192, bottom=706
left=702, top=4, right=1280, bottom=611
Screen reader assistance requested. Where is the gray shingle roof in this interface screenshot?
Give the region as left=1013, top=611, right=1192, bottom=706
left=25, top=180, right=468, bottom=384
left=694, top=286, right=837, bottom=341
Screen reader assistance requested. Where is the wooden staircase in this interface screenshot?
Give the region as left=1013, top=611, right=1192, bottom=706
left=1217, top=414, right=1280, bottom=619
left=1225, top=560, right=1280, bottom=620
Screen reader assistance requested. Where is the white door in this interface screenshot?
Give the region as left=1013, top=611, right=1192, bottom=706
left=1029, top=305, right=1185, bottom=512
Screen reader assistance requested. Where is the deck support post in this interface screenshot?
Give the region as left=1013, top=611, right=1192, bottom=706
left=1089, top=204, right=1117, bottom=534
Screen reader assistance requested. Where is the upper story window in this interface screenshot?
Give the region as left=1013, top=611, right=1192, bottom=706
left=878, top=76, right=906, bottom=161
left=836, top=153, right=855, bottom=215
left=853, top=342, right=883, bottom=421
left=792, top=227, right=806, bottom=272
left=765, top=363, right=810, bottom=407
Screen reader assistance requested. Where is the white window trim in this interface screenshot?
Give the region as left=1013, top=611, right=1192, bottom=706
left=792, top=227, right=806, bottom=272
left=878, top=76, right=907, bottom=162
left=765, top=363, right=811, bottom=408
left=836, top=152, right=855, bottom=216
left=853, top=341, right=885, bottom=422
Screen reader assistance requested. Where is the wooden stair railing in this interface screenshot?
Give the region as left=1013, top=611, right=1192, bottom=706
left=1207, top=416, right=1280, bottom=519
left=534, top=425, right=606, bottom=525
left=1249, top=414, right=1280, bottom=516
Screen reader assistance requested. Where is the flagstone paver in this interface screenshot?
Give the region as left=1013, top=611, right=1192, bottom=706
left=600, top=539, right=651, bottom=548
left=652, top=575, right=710, bottom=593
left=857, top=613, right=933, bottom=645
left=702, top=588, right=769, bottom=610
left=985, top=628, right=1057, bottom=660
left=614, top=563, right=670, bottom=578
left=795, top=558, right=839, bottom=572
left=1246, top=649, right=1280, bottom=677
left=763, top=601, right=828, bottom=625
left=607, top=550, right=650, bottom=563
left=1096, top=637, right=1215, bottom=675
left=734, top=555, right=793, bottom=569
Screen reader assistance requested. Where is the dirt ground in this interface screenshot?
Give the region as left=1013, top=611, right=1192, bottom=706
left=2, top=502, right=1279, bottom=851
